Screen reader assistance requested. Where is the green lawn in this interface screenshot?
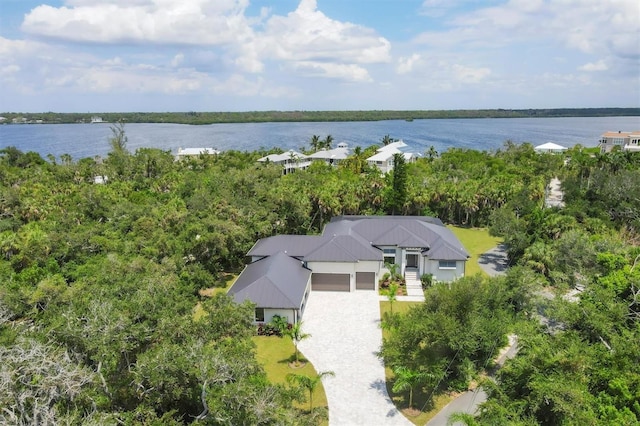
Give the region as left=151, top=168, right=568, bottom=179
left=448, top=226, right=502, bottom=277
left=253, top=335, right=329, bottom=416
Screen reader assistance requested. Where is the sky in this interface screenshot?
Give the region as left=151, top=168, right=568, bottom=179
left=0, top=0, right=638, bottom=112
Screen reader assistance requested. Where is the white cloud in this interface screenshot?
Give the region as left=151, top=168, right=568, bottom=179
left=171, top=53, right=184, bottom=68
left=452, top=64, right=491, bottom=83
left=19, top=0, right=389, bottom=83
left=414, top=0, right=639, bottom=62
left=397, top=54, right=421, bottom=74
left=257, top=0, right=390, bottom=65
left=579, top=60, right=608, bottom=72
left=22, top=0, right=255, bottom=46
left=292, top=62, right=372, bottom=82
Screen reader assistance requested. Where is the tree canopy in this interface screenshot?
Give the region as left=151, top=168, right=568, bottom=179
left=1, top=131, right=638, bottom=424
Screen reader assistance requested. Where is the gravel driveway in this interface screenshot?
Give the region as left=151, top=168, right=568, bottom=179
left=298, top=291, right=412, bottom=426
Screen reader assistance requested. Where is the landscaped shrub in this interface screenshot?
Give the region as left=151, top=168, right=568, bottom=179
left=256, top=315, right=292, bottom=336
left=420, top=273, right=433, bottom=289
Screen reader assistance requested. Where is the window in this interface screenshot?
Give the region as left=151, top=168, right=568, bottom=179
left=255, top=308, right=265, bottom=322
left=383, top=248, right=396, bottom=265
left=438, top=260, right=457, bottom=269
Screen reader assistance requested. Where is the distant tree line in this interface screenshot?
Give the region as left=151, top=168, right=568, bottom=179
left=1, top=107, right=638, bottom=125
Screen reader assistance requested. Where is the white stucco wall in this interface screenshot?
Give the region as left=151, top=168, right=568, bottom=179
left=423, top=259, right=465, bottom=282
left=264, top=309, right=297, bottom=324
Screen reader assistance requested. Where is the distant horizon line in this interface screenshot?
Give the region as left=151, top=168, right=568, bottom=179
left=2, top=107, right=639, bottom=115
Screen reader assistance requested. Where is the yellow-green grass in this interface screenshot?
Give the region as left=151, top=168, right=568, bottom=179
left=448, top=226, right=502, bottom=277
left=193, top=274, right=239, bottom=321
left=253, top=335, right=329, bottom=417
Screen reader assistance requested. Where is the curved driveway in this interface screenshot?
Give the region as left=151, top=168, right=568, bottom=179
left=298, top=291, right=412, bottom=426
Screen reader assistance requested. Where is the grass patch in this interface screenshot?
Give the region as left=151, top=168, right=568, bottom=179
left=199, top=273, right=238, bottom=297
left=448, top=226, right=502, bottom=277
left=194, top=273, right=239, bottom=321
left=253, top=335, right=329, bottom=414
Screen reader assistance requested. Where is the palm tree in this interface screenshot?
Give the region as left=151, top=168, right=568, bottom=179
left=285, top=321, right=311, bottom=364
left=309, top=135, right=321, bottom=152
left=287, top=371, right=335, bottom=411
left=381, top=134, right=394, bottom=146
left=323, top=135, right=334, bottom=150
left=426, top=145, right=438, bottom=161
left=391, top=366, right=431, bottom=409
left=386, top=282, right=399, bottom=314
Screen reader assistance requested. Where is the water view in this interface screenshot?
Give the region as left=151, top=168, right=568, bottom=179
left=1, top=116, right=639, bottom=160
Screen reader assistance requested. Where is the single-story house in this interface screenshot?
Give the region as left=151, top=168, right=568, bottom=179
left=175, top=147, right=220, bottom=161
left=229, top=215, right=469, bottom=323
left=257, top=150, right=311, bottom=175
left=534, top=142, right=567, bottom=154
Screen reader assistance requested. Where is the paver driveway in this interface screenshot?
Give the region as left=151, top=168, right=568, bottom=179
left=297, top=291, right=412, bottom=426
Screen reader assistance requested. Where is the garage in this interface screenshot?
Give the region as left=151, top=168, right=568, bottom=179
left=356, top=272, right=376, bottom=290
left=312, top=273, right=350, bottom=292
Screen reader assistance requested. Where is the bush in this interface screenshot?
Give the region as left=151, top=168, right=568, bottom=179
left=420, top=273, right=433, bottom=289
left=256, top=315, right=291, bottom=336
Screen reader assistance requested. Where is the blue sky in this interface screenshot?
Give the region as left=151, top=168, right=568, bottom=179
left=0, top=0, right=638, bottom=112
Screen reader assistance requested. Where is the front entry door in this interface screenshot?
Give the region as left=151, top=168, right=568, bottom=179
left=406, top=254, right=419, bottom=268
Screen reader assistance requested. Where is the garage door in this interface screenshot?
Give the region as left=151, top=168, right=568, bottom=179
left=312, top=273, right=350, bottom=292
left=356, top=272, right=376, bottom=290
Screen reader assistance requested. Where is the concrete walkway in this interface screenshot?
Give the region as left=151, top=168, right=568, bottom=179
left=545, top=177, right=565, bottom=208
left=478, top=244, right=510, bottom=277
left=298, top=291, right=413, bottom=426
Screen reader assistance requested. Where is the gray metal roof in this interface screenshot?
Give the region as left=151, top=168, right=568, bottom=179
left=248, top=233, right=382, bottom=262
left=324, top=216, right=468, bottom=260
left=304, top=235, right=381, bottom=262
left=248, top=235, right=325, bottom=258
left=245, top=216, right=468, bottom=266
left=229, top=252, right=311, bottom=309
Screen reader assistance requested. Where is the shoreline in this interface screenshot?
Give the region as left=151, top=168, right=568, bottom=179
left=2, top=108, right=639, bottom=126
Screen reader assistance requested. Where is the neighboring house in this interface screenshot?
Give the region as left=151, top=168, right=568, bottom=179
left=90, top=116, right=104, bottom=123
left=534, top=142, right=567, bottom=154
left=598, top=131, right=640, bottom=153
left=306, top=142, right=351, bottom=166
left=228, top=215, right=469, bottom=324
left=257, top=150, right=311, bottom=175
left=366, top=140, right=419, bottom=173
left=175, top=147, right=220, bottom=161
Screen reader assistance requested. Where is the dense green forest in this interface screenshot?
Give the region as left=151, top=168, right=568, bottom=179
left=2, top=107, right=639, bottom=125
left=1, top=126, right=639, bottom=424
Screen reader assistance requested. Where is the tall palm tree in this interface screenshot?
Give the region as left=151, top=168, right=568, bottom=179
left=285, top=321, right=311, bottom=363
left=309, top=135, right=321, bottom=152
left=392, top=366, right=431, bottom=409
left=381, top=134, right=393, bottom=146
left=323, top=135, right=334, bottom=150
left=287, top=371, right=335, bottom=411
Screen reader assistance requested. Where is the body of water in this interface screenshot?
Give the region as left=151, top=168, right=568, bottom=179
left=1, top=116, right=639, bottom=160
